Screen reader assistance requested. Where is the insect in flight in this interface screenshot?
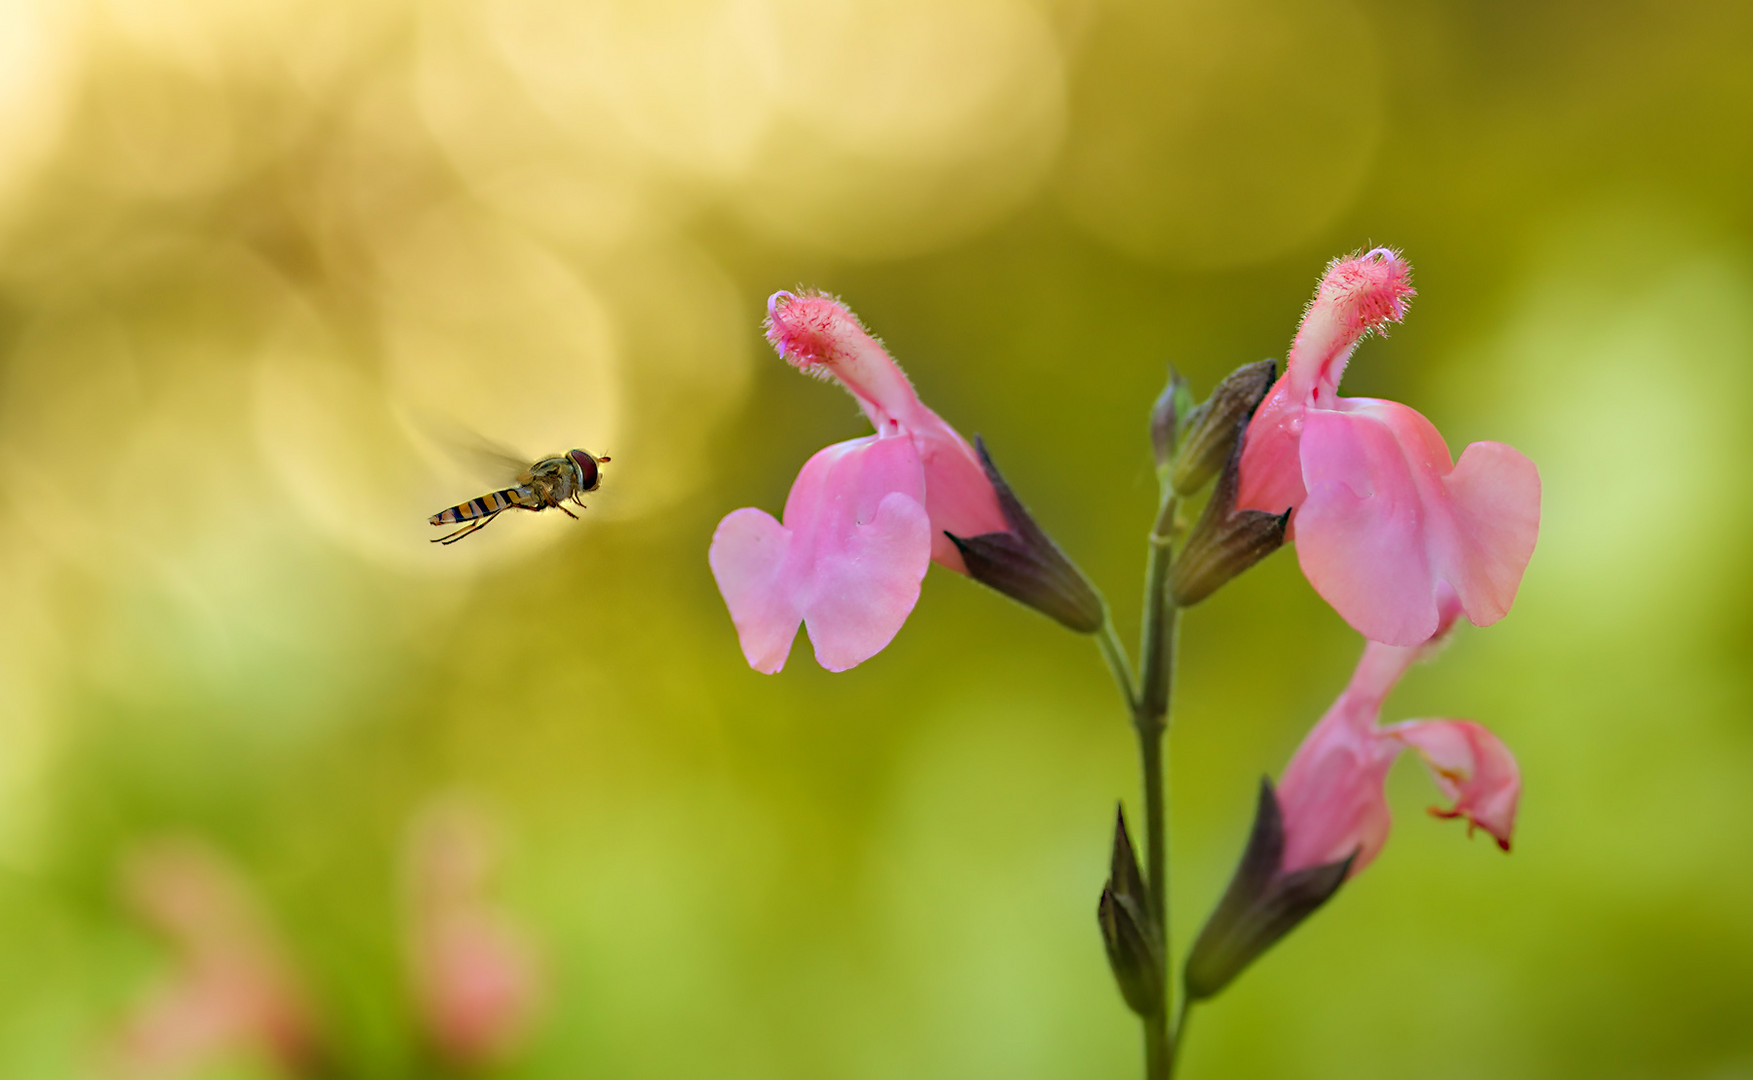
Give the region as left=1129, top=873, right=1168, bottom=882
left=428, top=448, right=610, bottom=544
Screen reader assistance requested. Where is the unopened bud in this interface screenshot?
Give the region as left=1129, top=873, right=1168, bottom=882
left=1184, top=780, right=1351, bottom=1001
left=1168, top=437, right=1288, bottom=606
left=1169, top=360, right=1276, bottom=496
left=947, top=438, right=1106, bottom=634
left=1097, top=807, right=1162, bottom=1018
left=1150, top=366, right=1193, bottom=473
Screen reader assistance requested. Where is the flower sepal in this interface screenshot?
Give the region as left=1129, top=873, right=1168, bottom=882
left=946, top=438, right=1106, bottom=634
left=1169, top=359, right=1276, bottom=497
left=1183, top=779, right=1352, bottom=1001
left=1168, top=435, right=1289, bottom=607
left=1097, top=806, right=1163, bottom=1018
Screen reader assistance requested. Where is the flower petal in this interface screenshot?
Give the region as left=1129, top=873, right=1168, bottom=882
left=709, top=434, right=931, bottom=673
left=908, top=411, right=1007, bottom=569
left=1440, top=439, right=1541, bottom=627
left=1276, top=706, right=1399, bottom=876
left=709, top=507, right=801, bottom=673
left=1385, top=719, right=1521, bottom=851
left=1234, top=388, right=1307, bottom=521
left=1275, top=651, right=1404, bottom=877
left=1293, top=404, right=1444, bottom=645
left=1295, top=401, right=1539, bottom=645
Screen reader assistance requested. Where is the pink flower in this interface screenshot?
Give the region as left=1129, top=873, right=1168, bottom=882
left=1276, top=614, right=1521, bottom=877
left=1237, top=249, right=1541, bottom=646
left=406, top=806, right=541, bottom=1069
left=111, top=841, right=319, bottom=1078
left=709, top=291, right=1006, bottom=673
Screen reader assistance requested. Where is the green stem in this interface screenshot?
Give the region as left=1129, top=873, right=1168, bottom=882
left=1169, top=994, right=1193, bottom=1076
left=1096, top=493, right=1184, bottom=1080
left=1097, top=615, right=1139, bottom=713
left=1139, top=496, right=1184, bottom=1079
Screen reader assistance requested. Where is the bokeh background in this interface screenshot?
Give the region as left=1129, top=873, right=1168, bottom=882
left=2, top=0, right=1750, bottom=1076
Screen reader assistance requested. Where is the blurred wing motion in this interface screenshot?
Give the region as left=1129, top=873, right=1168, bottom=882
left=411, top=414, right=541, bottom=486
left=457, top=432, right=541, bottom=486
left=429, top=449, right=610, bottom=545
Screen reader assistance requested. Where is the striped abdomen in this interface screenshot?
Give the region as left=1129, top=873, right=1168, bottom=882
left=429, top=487, right=528, bottom=526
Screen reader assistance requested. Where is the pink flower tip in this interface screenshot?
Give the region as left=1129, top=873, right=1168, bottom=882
left=1317, top=247, right=1416, bottom=339
left=765, top=289, right=870, bottom=375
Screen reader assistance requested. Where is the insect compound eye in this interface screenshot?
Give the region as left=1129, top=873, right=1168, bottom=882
left=567, top=449, right=601, bottom=489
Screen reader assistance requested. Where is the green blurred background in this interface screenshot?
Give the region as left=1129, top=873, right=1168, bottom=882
left=2, top=0, right=1750, bottom=1076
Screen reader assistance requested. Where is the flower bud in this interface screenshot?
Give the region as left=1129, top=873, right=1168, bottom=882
left=1097, top=807, right=1162, bottom=1018
left=1183, top=780, right=1352, bottom=1001
left=1169, top=360, right=1276, bottom=496
left=1169, top=436, right=1289, bottom=606
left=1150, top=366, right=1193, bottom=474
left=946, top=438, right=1106, bottom=634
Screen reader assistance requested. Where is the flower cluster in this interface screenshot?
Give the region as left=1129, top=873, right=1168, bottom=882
left=707, top=249, right=1541, bottom=1057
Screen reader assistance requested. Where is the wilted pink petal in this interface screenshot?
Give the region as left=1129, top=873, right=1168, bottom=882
left=1237, top=249, right=1540, bottom=646
left=1277, top=637, right=1520, bottom=877
left=113, top=841, right=316, bottom=1077
left=1385, top=719, right=1521, bottom=851
left=710, top=432, right=931, bottom=673
left=407, top=806, right=540, bottom=1069
left=765, top=290, right=1005, bottom=569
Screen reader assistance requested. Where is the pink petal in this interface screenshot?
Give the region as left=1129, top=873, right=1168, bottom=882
left=1276, top=639, right=1423, bottom=876
left=1277, top=700, right=1399, bottom=876
left=709, top=507, right=801, bottom=673
left=709, top=434, right=931, bottom=673
left=420, top=917, right=538, bottom=1065
left=407, top=807, right=540, bottom=1066
left=907, top=410, right=1007, bottom=570
left=115, top=842, right=316, bottom=1074
left=1235, top=387, right=1310, bottom=522
left=1440, top=440, right=1542, bottom=627
left=1294, top=404, right=1444, bottom=645
left=764, top=291, right=1005, bottom=571
left=1384, top=719, right=1521, bottom=851
left=1294, top=401, right=1539, bottom=646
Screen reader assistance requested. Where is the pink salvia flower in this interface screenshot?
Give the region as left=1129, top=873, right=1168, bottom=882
left=1237, top=249, right=1541, bottom=646
left=1276, top=615, right=1521, bottom=877
left=407, top=806, right=541, bottom=1069
left=112, top=841, right=318, bottom=1078
left=710, top=291, right=1006, bottom=673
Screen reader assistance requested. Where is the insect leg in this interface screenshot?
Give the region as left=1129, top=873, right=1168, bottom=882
left=556, top=504, right=579, bottom=520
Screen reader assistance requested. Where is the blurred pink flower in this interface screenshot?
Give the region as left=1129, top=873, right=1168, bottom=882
left=1237, top=248, right=1541, bottom=646
left=112, top=841, right=318, bottom=1078
left=710, top=291, right=1006, bottom=673
left=407, top=805, right=542, bottom=1070
left=1276, top=610, right=1521, bottom=877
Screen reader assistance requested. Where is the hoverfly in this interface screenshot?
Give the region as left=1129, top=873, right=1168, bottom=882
left=428, top=448, right=610, bottom=544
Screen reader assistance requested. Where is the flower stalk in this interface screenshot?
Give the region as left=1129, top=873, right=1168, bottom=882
left=1133, top=485, right=1183, bottom=1078
left=1100, top=450, right=1186, bottom=1077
